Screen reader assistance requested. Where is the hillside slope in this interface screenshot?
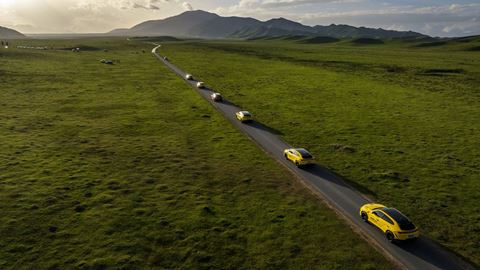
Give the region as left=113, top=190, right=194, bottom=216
left=0, top=26, right=25, bottom=39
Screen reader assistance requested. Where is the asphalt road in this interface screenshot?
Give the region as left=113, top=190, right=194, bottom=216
left=152, top=45, right=474, bottom=270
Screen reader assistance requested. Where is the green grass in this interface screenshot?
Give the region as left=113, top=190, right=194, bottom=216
left=159, top=38, right=480, bottom=265
left=0, top=39, right=392, bottom=269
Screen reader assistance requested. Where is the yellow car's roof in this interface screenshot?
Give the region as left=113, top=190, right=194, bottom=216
left=362, top=203, right=386, bottom=211
left=382, top=208, right=416, bottom=231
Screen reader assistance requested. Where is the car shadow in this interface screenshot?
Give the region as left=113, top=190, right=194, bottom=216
left=247, top=121, right=284, bottom=136
left=220, top=99, right=241, bottom=108
left=393, top=238, right=476, bottom=270
left=199, top=88, right=241, bottom=107
left=302, top=164, right=377, bottom=198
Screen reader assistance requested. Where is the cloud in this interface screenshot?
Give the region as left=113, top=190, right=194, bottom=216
left=216, top=0, right=360, bottom=21
left=2, top=0, right=184, bottom=33
left=70, top=0, right=169, bottom=12
left=70, top=0, right=134, bottom=11
left=6, top=24, right=37, bottom=33
left=182, top=2, right=193, bottom=11
left=127, top=0, right=188, bottom=11
left=215, top=0, right=280, bottom=18
left=261, top=0, right=356, bottom=8
left=133, top=2, right=160, bottom=10
left=219, top=0, right=356, bottom=12
left=298, top=3, right=480, bottom=37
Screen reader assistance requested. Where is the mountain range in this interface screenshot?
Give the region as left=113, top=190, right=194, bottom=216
left=109, top=10, right=428, bottom=39
left=0, top=26, right=25, bottom=39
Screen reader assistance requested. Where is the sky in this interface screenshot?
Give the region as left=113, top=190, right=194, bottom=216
left=1, top=0, right=479, bottom=37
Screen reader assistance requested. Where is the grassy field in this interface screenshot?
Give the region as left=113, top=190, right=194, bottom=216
left=159, top=37, right=480, bottom=265
left=0, top=39, right=392, bottom=269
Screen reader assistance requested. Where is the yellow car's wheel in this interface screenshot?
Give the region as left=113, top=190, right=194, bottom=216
left=386, top=231, right=395, bottom=242
left=361, top=212, right=368, bottom=223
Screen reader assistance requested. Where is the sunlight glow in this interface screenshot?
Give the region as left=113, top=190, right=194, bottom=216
left=0, top=0, right=14, bottom=6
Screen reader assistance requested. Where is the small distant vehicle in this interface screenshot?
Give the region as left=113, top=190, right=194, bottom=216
left=284, top=148, right=314, bottom=167
left=235, top=111, right=253, bottom=123
left=360, top=203, right=420, bottom=242
left=211, top=93, right=223, bottom=102
left=185, top=74, right=193, bottom=80
left=101, top=59, right=113, bottom=65
left=163, top=56, right=169, bottom=61
left=196, top=82, right=205, bottom=88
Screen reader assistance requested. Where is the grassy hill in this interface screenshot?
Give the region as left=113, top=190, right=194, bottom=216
left=159, top=38, right=480, bottom=265
left=0, top=26, right=25, bottom=39
left=0, top=38, right=391, bottom=269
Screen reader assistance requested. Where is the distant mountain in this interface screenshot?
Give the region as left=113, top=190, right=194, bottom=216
left=109, top=28, right=130, bottom=35
left=109, top=10, right=429, bottom=39
left=312, top=24, right=426, bottom=39
left=187, top=16, right=261, bottom=38
left=134, top=10, right=218, bottom=36
left=264, top=18, right=315, bottom=33
left=0, top=26, right=25, bottom=39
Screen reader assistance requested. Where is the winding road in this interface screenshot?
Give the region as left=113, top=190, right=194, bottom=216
left=152, top=45, right=474, bottom=270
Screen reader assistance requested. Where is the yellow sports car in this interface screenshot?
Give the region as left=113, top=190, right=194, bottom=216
left=235, top=111, right=253, bottom=122
left=283, top=148, right=314, bottom=167
left=360, top=203, right=419, bottom=242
